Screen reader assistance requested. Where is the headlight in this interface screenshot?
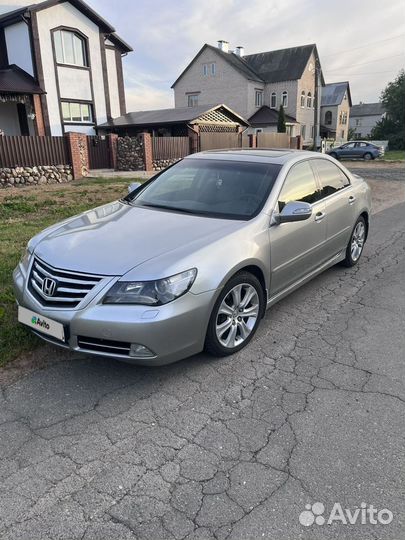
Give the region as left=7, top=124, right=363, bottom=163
left=103, top=268, right=197, bottom=305
left=20, top=246, right=32, bottom=271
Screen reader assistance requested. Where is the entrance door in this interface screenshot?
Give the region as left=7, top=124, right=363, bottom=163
left=87, top=136, right=110, bottom=169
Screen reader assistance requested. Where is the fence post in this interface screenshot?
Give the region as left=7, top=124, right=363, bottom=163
left=65, top=132, right=89, bottom=179
left=187, top=126, right=199, bottom=154
left=107, top=133, right=118, bottom=169
left=296, top=135, right=302, bottom=149
left=141, top=132, right=153, bottom=171
left=248, top=134, right=257, bottom=148
left=32, top=95, right=45, bottom=136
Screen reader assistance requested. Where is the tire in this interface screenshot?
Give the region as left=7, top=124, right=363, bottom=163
left=341, top=216, right=367, bottom=267
left=204, top=272, right=265, bottom=357
left=330, top=152, right=338, bottom=160
left=363, top=152, right=373, bottom=160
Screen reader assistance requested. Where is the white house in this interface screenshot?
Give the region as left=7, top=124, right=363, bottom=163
left=349, top=102, right=386, bottom=139
left=172, top=41, right=324, bottom=146
left=0, top=0, right=132, bottom=136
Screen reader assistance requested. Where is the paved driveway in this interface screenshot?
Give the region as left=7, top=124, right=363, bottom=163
left=1, top=196, right=405, bottom=539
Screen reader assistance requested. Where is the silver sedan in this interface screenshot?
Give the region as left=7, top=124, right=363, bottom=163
left=13, top=149, right=371, bottom=365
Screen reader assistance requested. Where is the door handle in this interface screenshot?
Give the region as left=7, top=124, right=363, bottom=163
left=315, top=211, right=325, bottom=222
left=349, top=195, right=356, bottom=205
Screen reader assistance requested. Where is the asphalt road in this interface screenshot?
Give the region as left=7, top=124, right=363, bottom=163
left=1, top=202, right=405, bottom=539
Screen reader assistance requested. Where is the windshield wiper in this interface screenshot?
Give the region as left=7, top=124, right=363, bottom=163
left=136, top=202, right=196, bottom=214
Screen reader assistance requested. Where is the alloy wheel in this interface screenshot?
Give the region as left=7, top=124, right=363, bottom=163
left=215, top=283, right=259, bottom=348
left=351, top=221, right=365, bottom=262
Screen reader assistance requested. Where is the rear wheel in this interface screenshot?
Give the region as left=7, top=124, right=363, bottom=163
left=341, top=216, right=366, bottom=267
left=363, top=152, right=373, bottom=160
left=204, top=272, right=264, bottom=357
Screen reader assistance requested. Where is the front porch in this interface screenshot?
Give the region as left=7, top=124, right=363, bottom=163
left=0, top=65, right=45, bottom=136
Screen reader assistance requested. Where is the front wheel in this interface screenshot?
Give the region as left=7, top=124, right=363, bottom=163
left=341, top=216, right=366, bottom=267
left=204, top=272, right=265, bottom=357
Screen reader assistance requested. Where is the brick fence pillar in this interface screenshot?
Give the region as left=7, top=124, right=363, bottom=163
left=141, top=132, right=153, bottom=171
left=248, top=133, right=257, bottom=148
left=107, top=133, right=118, bottom=169
left=65, top=132, right=89, bottom=179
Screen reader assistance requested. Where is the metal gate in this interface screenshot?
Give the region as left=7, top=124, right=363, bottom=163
left=87, top=136, right=110, bottom=169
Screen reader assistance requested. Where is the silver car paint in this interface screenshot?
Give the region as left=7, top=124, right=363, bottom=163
left=13, top=150, right=371, bottom=365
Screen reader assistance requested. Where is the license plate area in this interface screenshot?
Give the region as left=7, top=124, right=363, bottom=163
left=18, top=306, right=65, bottom=342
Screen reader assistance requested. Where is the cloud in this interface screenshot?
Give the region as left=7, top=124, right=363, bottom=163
left=90, top=0, right=405, bottom=110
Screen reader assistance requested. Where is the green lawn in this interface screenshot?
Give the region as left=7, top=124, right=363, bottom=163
left=382, top=150, right=405, bottom=161
left=0, top=176, right=143, bottom=367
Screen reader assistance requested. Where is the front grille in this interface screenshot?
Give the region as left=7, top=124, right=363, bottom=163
left=28, top=257, right=104, bottom=308
left=77, top=336, right=131, bottom=356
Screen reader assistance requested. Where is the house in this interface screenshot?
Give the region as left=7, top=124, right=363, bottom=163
left=349, top=102, right=386, bottom=139
left=99, top=103, right=249, bottom=137
left=0, top=0, right=132, bottom=137
left=320, top=81, right=352, bottom=142
left=172, top=41, right=324, bottom=146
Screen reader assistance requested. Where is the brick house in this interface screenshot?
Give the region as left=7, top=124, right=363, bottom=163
left=0, top=0, right=132, bottom=137
left=172, top=41, right=324, bottom=146
left=320, top=81, right=352, bottom=142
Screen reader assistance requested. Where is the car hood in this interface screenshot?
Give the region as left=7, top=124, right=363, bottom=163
left=33, top=201, right=244, bottom=276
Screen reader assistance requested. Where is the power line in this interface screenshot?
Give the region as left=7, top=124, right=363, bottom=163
left=324, top=69, right=400, bottom=77
left=326, top=53, right=404, bottom=71
left=321, top=33, right=405, bottom=58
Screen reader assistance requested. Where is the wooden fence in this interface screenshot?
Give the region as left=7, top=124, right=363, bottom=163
left=0, top=135, right=70, bottom=168
left=200, top=132, right=241, bottom=151
left=152, top=136, right=190, bottom=160
left=256, top=132, right=291, bottom=149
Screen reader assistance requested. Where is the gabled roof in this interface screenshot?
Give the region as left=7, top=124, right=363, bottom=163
left=321, top=81, right=351, bottom=107
left=0, top=64, right=45, bottom=94
left=350, top=102, right=386, bottom=117
left=99, top=104, right=249, bottom=129
left=248, top=106, right=296, bottom=126
left=172, top=43, right=324, bottom=88
left=244, top=44, right=323, bottom=84
left=0, top=0, right=132, bottom=52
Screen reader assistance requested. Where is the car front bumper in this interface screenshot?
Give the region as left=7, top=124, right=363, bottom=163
left=13, top=263, right=217, bottom=366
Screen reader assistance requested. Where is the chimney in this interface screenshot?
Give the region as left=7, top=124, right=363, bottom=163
left=217, top=40, right=229, bottom=53
left=234, top=46, right=244, bottom=57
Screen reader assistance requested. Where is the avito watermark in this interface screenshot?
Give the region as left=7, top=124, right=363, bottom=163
left=299, top=502, right=393, bottom=527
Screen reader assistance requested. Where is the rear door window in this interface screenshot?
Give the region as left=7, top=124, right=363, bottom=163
left=312, top=159, right=350, bottom=198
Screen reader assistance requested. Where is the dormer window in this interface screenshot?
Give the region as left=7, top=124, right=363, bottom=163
left=53, top=29, right=88, bottom=67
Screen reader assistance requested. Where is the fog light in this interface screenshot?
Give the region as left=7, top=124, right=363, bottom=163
left=129, top=343, right=155, bottom=358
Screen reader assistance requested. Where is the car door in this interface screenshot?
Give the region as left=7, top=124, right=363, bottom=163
left=311, top=158, right=357, bottom=258
left=269, top=160, right=327, bottom=296
left=339, top=142, right=356, bottom=158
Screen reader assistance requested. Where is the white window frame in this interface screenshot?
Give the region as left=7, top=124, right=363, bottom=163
left=54, top=29, right=88, bottom=67
left=282, top=91, right=288, bottom=107
left=307, top=92, right=312, bottom=108
left=187, top=94, right=199, bottom=107
left=203, top=64, right=208, bottom=76
left=61, top=101, right=93, bottom=123
left=211, top=62, right=216, bottom=76
left=300, top=91, right=305, bottom=108
left=270, top=92, right=277, bottom=108
left=255, top=90, right=263, bottom=108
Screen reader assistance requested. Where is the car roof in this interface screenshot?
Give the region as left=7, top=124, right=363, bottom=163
left=184, top=148, right=320, bottom=165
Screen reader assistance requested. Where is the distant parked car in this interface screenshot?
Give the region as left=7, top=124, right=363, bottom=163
left=328, top=141, right=384, bottom=161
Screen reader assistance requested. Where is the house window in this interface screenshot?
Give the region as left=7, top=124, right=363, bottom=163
left=341, top=111, right=348, bottom=125
left=54, top=29, right=88, bottom=67
left=270, top=92, right=276, bottom=108
left=325, top=111, right=332, bottom=125
left=300, top=91, right=305, bottom=107
left=281, top=91, right=288, bottom=107
left=202, top=63, right=216, bottom=76
left=62, top=101, right=93, bottom=123
left=255, top=90, right=263, bottom=107
left=300, top=124, right=306, bottom=139
left=355, top=118, right=361, bottom=126
left=188, top=94, right=199, bottom=107
left=341, top=130, right=345, bottom=138
left=307, top=92, right=312, bottom=108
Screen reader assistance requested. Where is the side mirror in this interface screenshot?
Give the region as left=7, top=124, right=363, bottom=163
left=128, top=181, right=141, bottom=194
left=277, top=201, right=312, bottom=224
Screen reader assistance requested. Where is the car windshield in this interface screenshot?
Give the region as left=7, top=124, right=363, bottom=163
left=127, top=158, right=281, bottom=220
